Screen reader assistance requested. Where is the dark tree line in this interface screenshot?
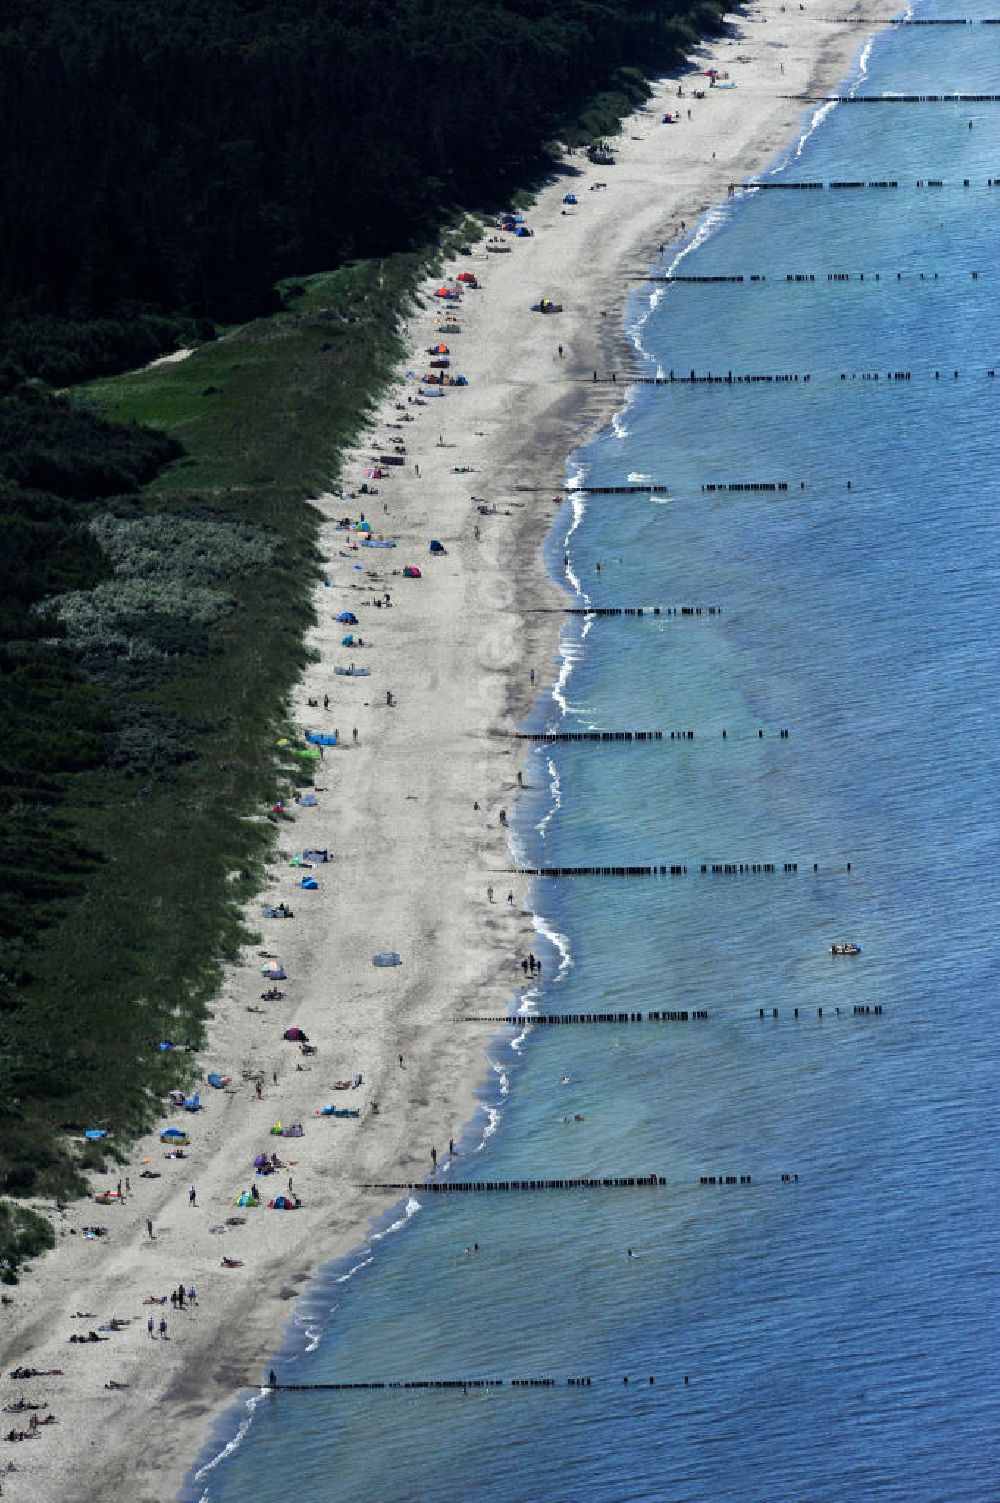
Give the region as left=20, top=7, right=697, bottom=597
left=0, top=0, right=726, bottom=358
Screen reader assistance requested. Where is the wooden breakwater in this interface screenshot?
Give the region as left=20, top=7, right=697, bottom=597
left=265, top=1375, right=654, bottom=1391
left=512, top=729, right=791, bottom=741
left=560, top=605, right=722, bottom=616
left=785, top=92, right=1000, bottom=102
left=456, top=1004, right=883, bottom=1025
left=641, top=270, right=985, bottom=281
left=508, top=861, right=851, bottom=877
left=600, top=368, right=998, bottom=384
left=459, top=1010, right=709, bottom=1025
left=358, top=1175, right=668, bottom=1193
left=516, top=483, right=669, bottom=496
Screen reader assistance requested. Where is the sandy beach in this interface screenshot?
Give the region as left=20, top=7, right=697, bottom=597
left=0, top=6, right=899, bottom=1498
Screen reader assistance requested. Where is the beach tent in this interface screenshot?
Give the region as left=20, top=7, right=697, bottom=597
left=358, top=520, right=372, bottom=532
left=341, top=634, right=357, bottom=645
left=296, top=791, right=317, bottom=806
left=253, top=1153, right=270, bottom=1168
left=514, top=226, right=533, bottom=237
left=563, top=193, right=578, bottom=204
left=236, top=1190, right=259, bottom=1207
left=429, top=540, right=446, bottom=554
left=300, top=875, right=319, bottom=890
left=160, top=1128, right=189, bottom=1144
left=269, top=1195, right=301, bottom=1210
left=183, top=1094, right=201, bottom=1112
left=337, top=611, right=359, bottom=624
left=457, top=271, right=478, bottom=285
left=282, top=1027, right=308, bottom=1041
left=302, top=849, right=330, bottom=862
left=158, top=1041, right=176, bottom=1052
left=453, top=375, right=468, bottom=386
left=207, top=1073, right=227, bottom=1089
left=283, top=1122, right=305, bottom=1138
left=85, top=1128, right=108, bottom=1140
left=305, top=730, right=338, bottom=746
left=423, top=386, right=444, bottom=397
left=428, top=343, right=449, bottom=354
left=403, top=565, right=421, bottom=578
left=270, top=1120, right=283, bottom=1135
left=373, top=951, right=403, bottom=967
left=262, top=960, right=286, bottom=980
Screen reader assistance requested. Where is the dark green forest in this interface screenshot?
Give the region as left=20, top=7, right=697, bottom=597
left=0, top=0, right=729, bottom=1270
left=0, top=0, right=725, bottom=346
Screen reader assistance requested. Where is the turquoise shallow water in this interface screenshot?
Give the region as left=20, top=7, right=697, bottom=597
left=189, top=8, right=1000, bottom=1500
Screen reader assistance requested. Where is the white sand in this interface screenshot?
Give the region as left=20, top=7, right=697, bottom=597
left=0, top=7, right=900, bottom=1498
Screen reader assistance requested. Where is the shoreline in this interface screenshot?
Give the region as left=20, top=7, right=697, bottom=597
left=0, top=7, right=901, bottom=1500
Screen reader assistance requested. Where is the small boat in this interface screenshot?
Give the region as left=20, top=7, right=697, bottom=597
left=830, top=942, right=861, bottom=956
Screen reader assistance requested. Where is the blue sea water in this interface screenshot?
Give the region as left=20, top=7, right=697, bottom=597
left=190, top=8, right=1000, bottom=1501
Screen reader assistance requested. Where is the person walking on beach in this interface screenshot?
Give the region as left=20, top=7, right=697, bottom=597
left=487, top=885, right=495, bottom=903
left=352, top=727, right=358, bottom=744
left=430, top=1147, right=437, bottom=1168
left=398, top=1053, right=404, bottom=1068
left=188, top=1185, right=196, bottom=1207
left=147, top=1316, right=155, bottom=1339
left=188, top=1285, right=197, bottom=1306
left=146, top=1218, right=153, bottom=1239
left=159, top=1317, right=168, bottom=1340
left=507, top=891, right=514, bottom=905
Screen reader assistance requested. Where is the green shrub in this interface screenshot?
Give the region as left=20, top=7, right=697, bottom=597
left=0, top=1200, right=55, bottom=1279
